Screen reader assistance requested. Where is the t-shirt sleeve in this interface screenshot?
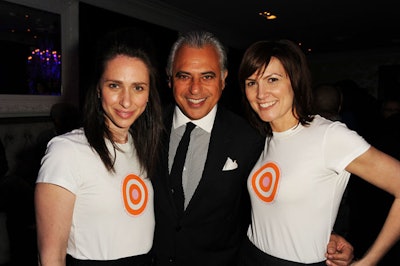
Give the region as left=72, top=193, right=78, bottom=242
left=36, top=136, right=79, bottom=193
left=323, top=121, right=371, bottom=173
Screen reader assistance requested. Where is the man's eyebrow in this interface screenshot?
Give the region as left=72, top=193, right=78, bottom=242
left=174, top=71, right=190, bottom=77
left=201, top=71, right=216, bottom=76
left=174, top=70, right=216, bottom=77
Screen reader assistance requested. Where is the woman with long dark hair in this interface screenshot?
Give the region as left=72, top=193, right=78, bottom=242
left=35, top=30, right=163, bottom=265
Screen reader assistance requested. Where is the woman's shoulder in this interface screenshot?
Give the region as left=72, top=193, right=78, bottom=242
left=48, top=127, right=88, bottom=147
left=311, top=115, right=367, bottom=144
left=311, top=114, right=347, bottom=129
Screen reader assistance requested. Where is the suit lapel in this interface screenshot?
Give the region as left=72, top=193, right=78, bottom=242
left=158, top=105, right=182, bottom=217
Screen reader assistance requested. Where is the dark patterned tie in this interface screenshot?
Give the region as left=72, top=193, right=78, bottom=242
left=170, top=122, right=195, bottom=216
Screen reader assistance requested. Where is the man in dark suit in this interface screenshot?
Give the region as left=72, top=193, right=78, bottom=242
left=151, top=31, right=354, bottom=266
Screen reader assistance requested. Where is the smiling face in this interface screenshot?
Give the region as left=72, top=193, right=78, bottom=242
left=245, top=56, right=298, bottom=132
left=100, top=55, right=149, bottom=142
left=169, top=44, right=228, bottom=120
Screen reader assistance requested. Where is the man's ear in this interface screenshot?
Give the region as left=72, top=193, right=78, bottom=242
left=166, top=67, right=172, bottom=88
left=167, top=76, right=172, bottom=88
left=221, top=70, right=228, bottom=90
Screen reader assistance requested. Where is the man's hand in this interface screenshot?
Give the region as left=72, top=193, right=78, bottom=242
left=325, top=233, right=354, bottom=266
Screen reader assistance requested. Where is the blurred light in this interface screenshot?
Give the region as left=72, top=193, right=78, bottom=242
left=259, top=11, right=277, bottom=20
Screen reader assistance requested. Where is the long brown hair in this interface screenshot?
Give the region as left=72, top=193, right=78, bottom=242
left=83, top=29, right=164, bottom=177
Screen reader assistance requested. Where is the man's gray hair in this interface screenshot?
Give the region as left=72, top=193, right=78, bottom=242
left=166, top=31, right=228, bottom=77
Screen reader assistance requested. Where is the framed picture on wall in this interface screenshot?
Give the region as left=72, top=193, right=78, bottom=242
left=0, top=0, right=78, bottom=118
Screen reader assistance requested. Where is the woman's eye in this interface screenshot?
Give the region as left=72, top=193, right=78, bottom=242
left=109, top=83, right=118, bottom=89
left=246, top=81, right=255, bottom=87
left=268, top=77, right=279, bottom=83
left=134, top=86, right=144, bottom=91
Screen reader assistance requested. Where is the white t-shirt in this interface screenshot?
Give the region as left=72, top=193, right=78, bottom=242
left=36, top=128, right=154, bottom=260
left=247, top=115, right=370, bottom=263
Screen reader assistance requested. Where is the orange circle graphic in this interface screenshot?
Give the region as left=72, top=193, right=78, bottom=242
left=122, top=174, right=148, bottom=215
left=251, top=162, right=280, bottom=202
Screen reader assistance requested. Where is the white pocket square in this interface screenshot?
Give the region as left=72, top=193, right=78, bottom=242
left=222, top=157, right=238, bottom=171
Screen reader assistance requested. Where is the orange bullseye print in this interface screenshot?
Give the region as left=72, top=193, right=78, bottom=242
left=251, top=162, right=280, bottom=202
left=122, top=174, right=148, bottom=216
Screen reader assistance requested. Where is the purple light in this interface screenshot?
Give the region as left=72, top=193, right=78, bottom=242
left=27, top=48, right=61, bottom=95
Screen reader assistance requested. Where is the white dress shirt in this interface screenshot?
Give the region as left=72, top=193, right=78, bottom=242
left=169, top=105, right=217, bottom=208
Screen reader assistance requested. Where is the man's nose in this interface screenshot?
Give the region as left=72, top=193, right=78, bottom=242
left=189, top=78, right=201, bottom=94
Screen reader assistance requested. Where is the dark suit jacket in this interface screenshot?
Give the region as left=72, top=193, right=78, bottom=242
left=152, top=104, right=264, bottom=266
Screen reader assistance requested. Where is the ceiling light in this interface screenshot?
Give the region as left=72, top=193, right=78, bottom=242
left=259, top=11, right=277, bottom=20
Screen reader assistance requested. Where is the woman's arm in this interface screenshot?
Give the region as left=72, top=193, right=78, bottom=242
left=35, top=183, right=75, bottom=266
left=345, top=146, right=400, bottom=265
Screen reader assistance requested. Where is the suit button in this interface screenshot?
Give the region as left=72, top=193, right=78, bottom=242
left=171, top=188, right=175, bottom=194
left=168, top=256, right=175, bottom=263
left=175, top=225, right=181, bottom=231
